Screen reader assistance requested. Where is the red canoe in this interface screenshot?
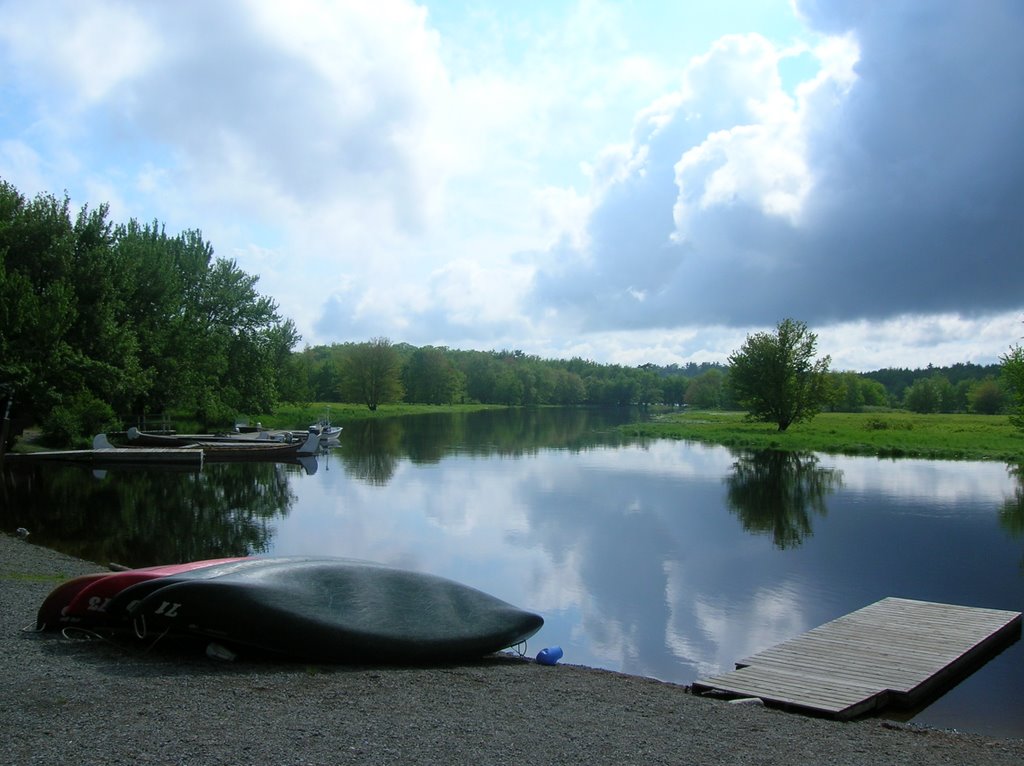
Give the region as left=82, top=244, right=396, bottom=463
left=36, top=557, right=249, bottom=630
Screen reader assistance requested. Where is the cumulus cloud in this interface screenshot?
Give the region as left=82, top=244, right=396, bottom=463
left=0, top=1, right=160, bottom=106
left=529, top=0, right=1024, bottom=333
left=2, top=0, right=1021, bottom=367
left=0, top=0, right=474, bottom=344
left=0, top=0, right=452, bottom=232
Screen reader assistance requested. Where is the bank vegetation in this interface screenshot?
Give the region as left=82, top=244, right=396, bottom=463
left=2, top=180, right=1022, bottom=452
left=626, top=410, right=1024, bottom=462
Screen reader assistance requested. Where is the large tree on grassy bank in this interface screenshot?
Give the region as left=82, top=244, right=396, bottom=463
left=727, top=318, right=832, bottom=432
left=342, top=337, right=404, bottom=411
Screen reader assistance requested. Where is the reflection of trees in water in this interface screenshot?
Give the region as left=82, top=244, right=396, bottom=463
left=724, top=450, right=844, bottom=549
left=1, top=461, right=294, bottom=567
left=999, top=463, right=1024, bottom=569
left=337, top=419, right=402, bottom=485
left=335, top=407, right=648, bottom=485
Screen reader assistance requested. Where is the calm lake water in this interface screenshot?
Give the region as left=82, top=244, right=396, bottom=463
left=3, top=408, right=1023, bottom=738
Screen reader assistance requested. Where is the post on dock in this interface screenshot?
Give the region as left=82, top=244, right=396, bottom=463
left=0, top=394, right=12, bottom=463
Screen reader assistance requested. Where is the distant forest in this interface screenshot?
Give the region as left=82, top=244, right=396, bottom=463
left=291, top=341, right=1008, bottom=416
left=0, top=179, right=1013, bottom=447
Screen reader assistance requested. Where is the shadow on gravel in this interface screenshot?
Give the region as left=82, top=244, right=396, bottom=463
left=27, top=627, right=533, bottom=680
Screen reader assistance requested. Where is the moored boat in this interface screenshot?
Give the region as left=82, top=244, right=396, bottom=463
left=309, top=418, right=342, bottom=442
left=119, top=427, right=320, bottom=459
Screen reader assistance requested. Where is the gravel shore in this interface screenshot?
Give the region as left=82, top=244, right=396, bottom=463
left=2, top=532, right=1022, bottom=765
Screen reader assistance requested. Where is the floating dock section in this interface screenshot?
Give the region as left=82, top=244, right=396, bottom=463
left=2, top=437, right=204, bottom=467
left=691, top=597, right=1021, bottom=720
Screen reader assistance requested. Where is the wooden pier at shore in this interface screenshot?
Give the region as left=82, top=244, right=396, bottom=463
left=691, top=597, right=1022, bottom=720
left=2, top=441, right=204, bottom=467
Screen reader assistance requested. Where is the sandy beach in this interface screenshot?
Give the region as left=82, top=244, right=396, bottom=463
left=2, top=532, right=1022, bottom=765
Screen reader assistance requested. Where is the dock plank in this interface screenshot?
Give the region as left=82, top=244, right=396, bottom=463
left=3, top=446, right=204, bottom=466
left=692, top=597, right=1021, bottom=719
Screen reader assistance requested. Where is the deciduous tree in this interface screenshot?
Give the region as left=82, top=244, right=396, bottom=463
left=968, top=377, right=1005, bottom=415
left=727, top=318, right=832, bottom=431
left=1, top=179, right=300, bottom=437
left=342, top=337, right=404, bottom=411
left=684, top=368, right=725, bottom=409
left=403, top=346, right=465, bottom=404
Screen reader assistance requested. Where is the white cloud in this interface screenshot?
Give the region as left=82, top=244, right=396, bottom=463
left=0, top=0, right=160, bottom=106
left=528, top=1, right=1024, bottom=365
left=819, top=312, right=1024, bottom=372
left=1, top=0, right=1021, bottom=368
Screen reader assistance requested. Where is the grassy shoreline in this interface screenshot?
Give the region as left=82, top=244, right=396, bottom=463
left=625, top=410, right=1024, bottom=462
left=9, top=404, right=1024, bottom=463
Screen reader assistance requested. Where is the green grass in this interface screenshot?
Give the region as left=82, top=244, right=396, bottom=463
left=624, top=410, right=1024, bottom=462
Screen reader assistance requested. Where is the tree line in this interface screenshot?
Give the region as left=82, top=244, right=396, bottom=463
left=288, top=336, right=1014, bottom=416
left=3, top=179, right=1021, bottom=446
left=0, top=180, right=298, bottom=443
left=289, top=340, right=718, bottom=410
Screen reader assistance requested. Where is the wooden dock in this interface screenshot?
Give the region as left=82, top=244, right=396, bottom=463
left=2, top=446, right=204, bottom=467
left=691, top=597, right=1021, bottom=720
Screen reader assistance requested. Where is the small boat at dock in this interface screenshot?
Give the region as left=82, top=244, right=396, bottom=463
left=309, top=415, right=342, bottom=442
left=119, top=427, right=320, bottom=459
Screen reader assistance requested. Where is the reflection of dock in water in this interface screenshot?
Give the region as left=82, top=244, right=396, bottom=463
left=692, top=597, right=1022, bottom=720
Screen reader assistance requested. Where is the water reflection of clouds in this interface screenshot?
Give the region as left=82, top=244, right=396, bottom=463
left=15, top=423, right=1020, bottom=735
left=513, top=445, right=811, bottom=682
left=267, top=441, right=1022, bottom=701
left=280, top=442, right=825, bottom=682
left=822, top=456, right=1017, bottom=510
left=272, top=455, right=553, bottom=610
left=575, top=440, right=737, bottom=480
left=671, top=573, right=810, bottom=678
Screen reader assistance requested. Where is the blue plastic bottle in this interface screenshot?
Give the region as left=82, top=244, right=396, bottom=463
left=536, top=646, right=563, bottom=665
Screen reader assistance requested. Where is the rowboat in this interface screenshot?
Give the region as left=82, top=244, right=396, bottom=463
left=121, top=427, right=320, bottom=459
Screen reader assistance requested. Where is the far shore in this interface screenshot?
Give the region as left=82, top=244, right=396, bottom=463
left=623, top=409, right=1024, bottom=462
left=6, top=406, right=1023, bottom=463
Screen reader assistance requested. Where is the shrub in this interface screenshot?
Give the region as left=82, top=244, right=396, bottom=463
left=42, top=392, right=117, bottom=447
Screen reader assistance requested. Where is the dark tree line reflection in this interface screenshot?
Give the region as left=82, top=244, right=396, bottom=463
left=335, top=407, right=646, bottom=485
left=1, top=461, right=296, bottom=567
left=9, top=410, right=1021, bottom=573
left=724, top=450, right=844, bottom=549
left=1000, top=463, right=1024, bottom=569
left=0, top=408, right=649, bottom=564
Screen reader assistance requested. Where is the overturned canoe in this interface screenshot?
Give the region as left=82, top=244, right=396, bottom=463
left=36, top=573, right=116, bottom=630
left=36, top=557, right=250, bottom=630
left=125, top=557, right=544, bottom=663
left=62, top=558, right=249, bottom=625
left=103, top=556, right=326, bottom=620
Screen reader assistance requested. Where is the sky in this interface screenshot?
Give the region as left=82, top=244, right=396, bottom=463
left=1, top=0, right=1022, bottom=372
